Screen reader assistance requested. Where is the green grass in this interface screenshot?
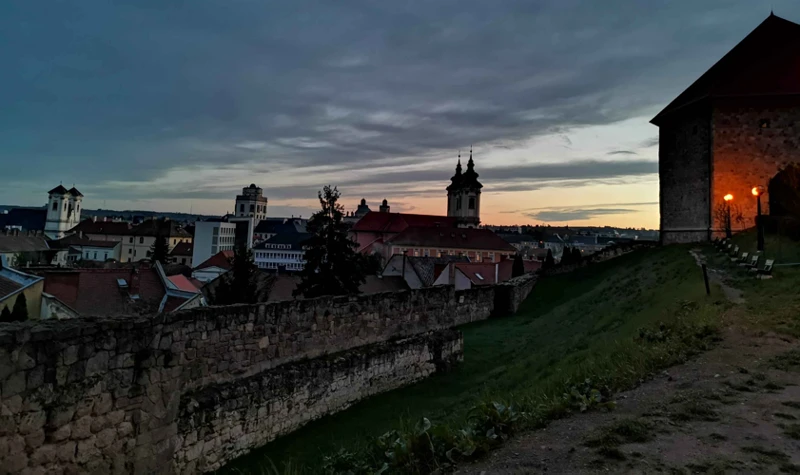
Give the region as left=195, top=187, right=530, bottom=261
left=219, top=245, right=727, bottom=474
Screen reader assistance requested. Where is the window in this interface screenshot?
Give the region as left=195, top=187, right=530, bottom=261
left=52, top=201, right=58, bottom=211
left=93, top=252, right=97, bottom=259
left=423, top=249, right=430, bottom=257
left=129, top=237, right=133, bottom=243
left=468, top=197, right=476, bottom=210
left=239, top=204, right=244, bottom=213
left=128, top=249, right=132, bottom=255
left=181, top=258, right=186, bottom=264
left=488, top=252, right=494, bottom=262
left=456, top=197, right=462, bottom=210
left=475, top=273, right=484, bottom=281
left=104, top=253, right=108, bottom=260
left=139, top=237, right=144, bottom=244
left=250, top=204, right=255, bottom=212
left=133, top=250, right=137, bottom=257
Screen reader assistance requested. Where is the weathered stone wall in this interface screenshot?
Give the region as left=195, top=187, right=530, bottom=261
left=494, top=273, right=537, bottom=316
left=712, top=97, right=800, bottom=231
left=0, top=278, right=533, bottom=474
left=176, top=330, right=462, bottom=473
left=658, top=105, right=712, bottom=244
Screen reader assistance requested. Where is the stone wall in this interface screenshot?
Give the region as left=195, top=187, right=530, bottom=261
left=494, top=273, right=537, bottom=316
left=658, top=105, right=713, bottom=244
left=712, top=97, right=800, bottom=231
left=0, top=277, right=534, bottom=474
left=176, top=330, right=462, bottom=473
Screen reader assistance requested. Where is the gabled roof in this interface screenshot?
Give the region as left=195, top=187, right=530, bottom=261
left=0, top=258, right=43, bottom=303
left=652, top=14, right=800, bottom=125
left=388, top=227, right=517, bottom=252
left=352, top=211, right=457, bottom=233
left=67, top=187, right=83, bottom=197
left=70, top=219, right=133, bottom=236
left=169, top=241, right=193, bottom=256
left=0, top=234, right=50, bottom=253
left=253, top=232, right=312, bottom=251
left=166, top=274, right=201, bottom=293
left=455, top=263, right=498, bottom=286
left=194, top=250, right=234, bottom=271
left=48, top=185, right=69, bottom=195
left=132, top=219, right=191, bottom=238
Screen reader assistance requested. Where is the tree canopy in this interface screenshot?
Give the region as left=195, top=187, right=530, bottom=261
left=150, top=235, right=170, bottom=264
left=212, top=244, right=257, bottom=305
left=295, top=186, right=367, bottom=298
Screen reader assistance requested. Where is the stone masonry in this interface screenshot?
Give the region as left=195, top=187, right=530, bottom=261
left=0, top=277, right=535, bottom=474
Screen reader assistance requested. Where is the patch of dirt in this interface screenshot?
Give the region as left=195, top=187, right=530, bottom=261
left=689, top=248, right=745, bottom=304
left=459, top=254, right=800, bottom=474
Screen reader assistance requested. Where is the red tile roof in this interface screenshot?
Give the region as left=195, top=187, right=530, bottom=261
left=167, top=274, right=201, bottom=293
left=0, top=274, right=23, bottom=301
left=161, top=296, right=188, bottom=313
left=388, top=227, right=517, bottom=252
left=352, top=212, right=457, bottom=233
left=40, top=267, right=165, bottom=316
left=652, top=15, right=800, bottom=124
left=455, top=263, right=499, bottom=285
left=169, top=241, right=193, bottom=256
left=194, top=250, right=234, bottom=271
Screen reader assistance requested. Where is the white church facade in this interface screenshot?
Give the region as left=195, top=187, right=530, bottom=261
left=44, top=185, right=83, bottom=239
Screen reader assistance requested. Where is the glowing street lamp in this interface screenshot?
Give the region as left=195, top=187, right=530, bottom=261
left=723, top=194, right=733, bottom=238
left=752, top=186, right=765, bottom=251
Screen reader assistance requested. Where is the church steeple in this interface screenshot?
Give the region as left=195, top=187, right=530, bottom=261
left=446, top=148, right=482, bottom=228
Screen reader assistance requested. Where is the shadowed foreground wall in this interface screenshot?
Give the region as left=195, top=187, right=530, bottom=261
left=0, top=276, right=536, bottom=474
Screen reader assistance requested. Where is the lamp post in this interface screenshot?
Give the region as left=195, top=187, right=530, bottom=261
left=752, top=186, right=765, bottom=252
left=723, top=194, right=733, bottom=239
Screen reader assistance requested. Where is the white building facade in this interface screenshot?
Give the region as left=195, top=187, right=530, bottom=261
left=253, top=233, right=311, bottom=272
left=192, top=220, right=236, bottom=268
left=235, top=184, right=268, bottom=220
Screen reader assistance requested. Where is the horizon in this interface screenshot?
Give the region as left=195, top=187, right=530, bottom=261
left=2, top=2, right=797, bottom=227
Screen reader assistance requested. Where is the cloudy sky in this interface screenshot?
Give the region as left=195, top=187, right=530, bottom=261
left=1, top=1, right=797, bottom=227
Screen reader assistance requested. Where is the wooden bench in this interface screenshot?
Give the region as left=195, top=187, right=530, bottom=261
left=756, top=259, right=775, bottom=279
left=728, top=245, right=740, bottom=258
left=734, top=252, right=749, bottom=265
left=742, top=254, right=759, bottom=269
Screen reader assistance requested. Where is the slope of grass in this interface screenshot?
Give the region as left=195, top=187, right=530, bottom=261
left=711, top=230, right=800, bottom=336
left=220, top=245, right=728, bottom=474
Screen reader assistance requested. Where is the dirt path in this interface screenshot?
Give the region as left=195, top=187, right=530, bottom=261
left=459, top=254, right=800, bottom=474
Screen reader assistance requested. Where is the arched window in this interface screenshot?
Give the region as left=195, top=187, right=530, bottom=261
left=468, top=197, right=476, bottom=210
left=456, top=197, right=462, bottom=210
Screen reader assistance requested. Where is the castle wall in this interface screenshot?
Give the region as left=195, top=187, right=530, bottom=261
left=0, top=278, right=531, bottom=474
left=711, top=97, right=800, bottom=233
left=658, top=106, right=712, bottom=244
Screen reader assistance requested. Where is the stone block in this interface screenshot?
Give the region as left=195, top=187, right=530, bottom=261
left=60, top=346, right=79, bottom=366
left=51, top=407, right=75, bottom=429
left=30, top=444, right=57, bottom=465
left=74, top=399, right=93, bottom=418
left=92, top=393, right=113, bottom=416
left=25, top=429, right=45, bottom=450
left=95, top=428, right=116, bottom=449
left=71, top=416, right=92, bottom=440
left=19, top=411, right=46, bottom=435
left=2, top=451, right=28, bottom=473
left=85, top=351, right=110, bottom=377
left=56, top=440, right=76, bottom=462
left=2, top=371, right=26, bottom=397
left=75, top=437, right=99, bottom=464
left=51, top=423, right=71, bottom=442
left=117, top=422, right=133, bottom=438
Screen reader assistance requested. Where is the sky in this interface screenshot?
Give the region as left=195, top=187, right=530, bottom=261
left=2, top=1, right=798, bottom=228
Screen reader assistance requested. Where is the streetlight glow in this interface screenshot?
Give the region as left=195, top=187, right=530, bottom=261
left=724, top=194, right=733, bottom=201
left=752, top=186, right=765, bottom=197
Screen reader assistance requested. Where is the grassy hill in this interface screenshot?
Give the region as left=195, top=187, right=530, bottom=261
left=220, top=245, right=730, bottom=474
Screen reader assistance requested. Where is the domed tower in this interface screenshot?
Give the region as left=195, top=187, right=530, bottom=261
left=379, top=199, right=390, bottom=213
left=446, top=148, right=482, bottom=228
left=235, top=184, right=268, bottom=220
left=354, top=198, right=372, bottom=218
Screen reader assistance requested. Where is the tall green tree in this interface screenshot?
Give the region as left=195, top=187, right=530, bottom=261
left=150, top=234, right=170, bottom=264
left=11, top=293, right=28, bottom=321
left=0, top=305, right=12, bottom=322
left=543, top=249, right=555, bottom=270
left=295, top=186, right=366, bottom=298
left=512, top=253, right=525, bottom=278
left=212, top=244, right=256, bottom=305
left=571, top=247, right=582, bottom=264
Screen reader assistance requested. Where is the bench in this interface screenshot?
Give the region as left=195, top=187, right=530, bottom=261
left=734, top=252, right=749, bottom=265
left=756, top=259, right=775, bottom=279
left=728, top=245, right=740, bottom=258
left=742, top=254, right=759, bottom=269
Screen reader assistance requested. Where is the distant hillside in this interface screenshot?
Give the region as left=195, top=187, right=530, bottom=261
left=0, top=204, right=215, bottom=223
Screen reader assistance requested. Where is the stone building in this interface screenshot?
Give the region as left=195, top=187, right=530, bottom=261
left=446, top=149, right=482, bottom=228
left=652, top=14, right=800, bottom=243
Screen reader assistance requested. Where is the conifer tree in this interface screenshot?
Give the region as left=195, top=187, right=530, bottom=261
left=295, top=186, right=366, bottom=298
left=512, top=253, right=525, bottom=278
left=0, top=305, right=12, bottom=322
left=543, top=249, right=555, bottom=270
left=150, top=234, right=170, bottom=264
left=11, top=293, right=28, bottom=321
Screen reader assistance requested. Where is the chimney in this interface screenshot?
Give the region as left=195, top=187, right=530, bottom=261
left=495, top=263, right=499, bottom=284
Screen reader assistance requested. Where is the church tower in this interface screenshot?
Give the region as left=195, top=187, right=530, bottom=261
left=446, top=148, right=482, bottom=228
left=44, top=184, right=83, bottom=239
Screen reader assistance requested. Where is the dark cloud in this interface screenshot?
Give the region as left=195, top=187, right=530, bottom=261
left=607, top=150, right=636, bottom=155
left=528, top=208, right=643, bottom=222
left=639, top=137, right=660, bottom=148
left=1, top=1, right=797, bottom=204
